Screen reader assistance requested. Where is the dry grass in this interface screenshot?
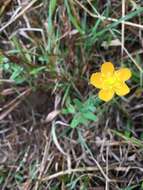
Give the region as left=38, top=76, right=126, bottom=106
left=0, top=0, right=143, bottom=189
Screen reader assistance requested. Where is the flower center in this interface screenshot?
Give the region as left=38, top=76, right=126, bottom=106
left=103, top=75, right=119, bottom=89
left=106, top=76, right=117, bottom=85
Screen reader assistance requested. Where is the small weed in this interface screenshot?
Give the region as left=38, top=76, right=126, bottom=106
left=62, top=96, right=100, bottom=128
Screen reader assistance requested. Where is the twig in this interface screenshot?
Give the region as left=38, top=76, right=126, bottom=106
left=74, top=0, right=143, bottom=30
left=41, top=165, right=143, bottom=182
left=0, top=0, right=38, bottom=32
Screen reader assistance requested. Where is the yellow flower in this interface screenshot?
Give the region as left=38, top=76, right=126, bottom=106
left=90, top=62, right=132, bottom=102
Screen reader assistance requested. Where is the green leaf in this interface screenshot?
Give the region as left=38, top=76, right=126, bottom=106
left=63, top=97, right=98, bottom=128
left=70, top=115, right=81, bottom=128
left=124, top=130, right=131, bottom=138
left=0, top=176, right=4, bottom=184
left=82, top=112, right=97, bottom=122
left=70, top=114, right=88, bottom=128
left=49, top=0, right=57, bottom=18
left=84, top=99, right=96, bottom=112
left=29, top=66, right=46, bottom=76
left=73, top=99, right=83, bottom=109
left=3, top=63, right=10, bottom=70
left=10, top=66, right=23, bottom=79
left=67, top=104, right=76, bottom=114
left=61, top=108, right=69, bottom=115
left=112, top=130, right=143, bottom=148
left=89, top=7, right=143, bottom=45
left=65, top=98, right=76, bottom=114
left=64, top=0, right=84, bottom=34
left=140, top=132, right=143, bottom=140
left=141, top=181, right=143, bottom=190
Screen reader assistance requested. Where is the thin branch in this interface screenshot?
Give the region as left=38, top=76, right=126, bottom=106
left=0, top=0, right=38, bottom=33
left=74, top=0, right=143, bottom=30
left=41, top=165, right=143, bottom=182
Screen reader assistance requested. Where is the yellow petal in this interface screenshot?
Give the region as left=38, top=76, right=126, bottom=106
left=115, top=82, right=130, bottom=96
left=115, top=68, right=132, bottom=81
left=101, top=62, right=114, bottom=77
left=90, top=72, right=103, bottom=89
left=98, top=89, right=114, bottom=102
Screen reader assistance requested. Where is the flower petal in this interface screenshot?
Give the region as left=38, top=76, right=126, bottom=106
left=115, top=68, right=132, bottom=81
left=101, top=62, right=114, bottom=77
left=115, top=82, right=130, bottom=96
left=98, top=89, right=114, bottom=102
left=90, top=72, right=103, bottom=89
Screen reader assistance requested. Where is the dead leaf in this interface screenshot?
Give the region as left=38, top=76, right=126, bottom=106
left=45, top=110, right=60, bottom=123
left=101, top=39, right=121, bottom=48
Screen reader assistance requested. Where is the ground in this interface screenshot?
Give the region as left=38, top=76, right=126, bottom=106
left=0, top=0, right=143, bottom=190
